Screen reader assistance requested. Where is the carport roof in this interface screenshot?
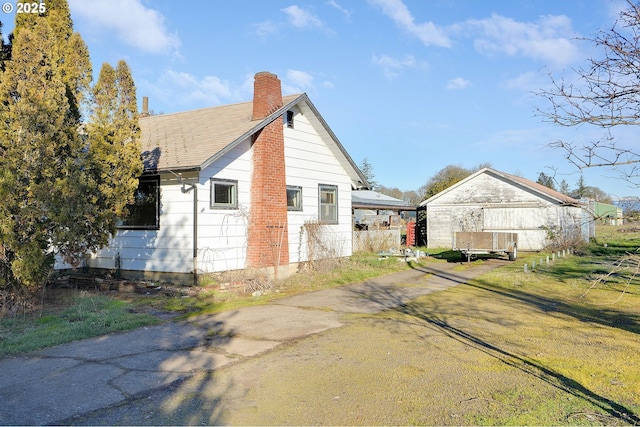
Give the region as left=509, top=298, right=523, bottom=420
left=352, top=190, right=415, bottom=211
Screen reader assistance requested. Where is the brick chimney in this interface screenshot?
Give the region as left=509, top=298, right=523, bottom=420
left=247, top=72, right=289, bottom=275
left=252, top=71, right=283, bottom=120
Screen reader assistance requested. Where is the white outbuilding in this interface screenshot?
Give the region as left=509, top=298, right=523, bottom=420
left=416, top=168, right=592, bottom=250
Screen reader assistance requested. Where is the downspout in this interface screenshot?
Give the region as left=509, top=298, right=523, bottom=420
left=179, top=175, right=198, bottom=286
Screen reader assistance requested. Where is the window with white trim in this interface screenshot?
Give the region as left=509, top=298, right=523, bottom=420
left=210, top=178, right=238, bottom=209
left=318, top=184, right=338, bottom=224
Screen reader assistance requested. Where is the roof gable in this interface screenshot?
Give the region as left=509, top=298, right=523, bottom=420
left=419, top=168, right=581, bottom=206
left=139, top=94, right=366, bottom=187
left=140, top=94, right=300, bottom=172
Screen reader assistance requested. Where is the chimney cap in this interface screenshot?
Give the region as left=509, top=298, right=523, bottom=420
left=252, top=71, right=283, bottom=120
left=255, top=71, right=278, bottom=79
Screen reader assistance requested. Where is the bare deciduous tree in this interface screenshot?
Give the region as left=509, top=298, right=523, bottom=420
left=537, top=1, right=640, bottom=185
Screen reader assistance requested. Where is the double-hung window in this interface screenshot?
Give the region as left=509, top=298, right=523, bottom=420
left=210, top=178, right=238, bottom=209
left=118, top=176, right=160, bottom=229
left=318, top=184, right=338, bottom=224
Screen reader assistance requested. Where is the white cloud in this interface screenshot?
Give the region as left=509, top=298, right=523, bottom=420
left=463, top=13, right=581, bottom=66
left=369, top=0, right=451, bottom=48
left=504, top=71, right=546, bottom=92
left=372, top=53, right=428, bottom=78
left=254, top=20, right=279, bottom=38
left=69, top=0, right=180, bottom=54
left=282, top=5, right=323, bottom=29
left=143, top=70, right=242, bottom=110
left=327, top=0, right=352, bottom=19
left=255, top=4, right=335, bottom=38
left=446, top=77, right=471, bottom=90
left=283, top=69, right=316, bottom=93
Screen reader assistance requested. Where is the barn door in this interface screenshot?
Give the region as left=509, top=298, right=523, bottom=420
left=416, top=205, right=427, bottom=246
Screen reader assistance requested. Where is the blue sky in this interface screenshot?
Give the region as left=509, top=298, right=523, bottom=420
left=2, top=0, right=638, bottom=199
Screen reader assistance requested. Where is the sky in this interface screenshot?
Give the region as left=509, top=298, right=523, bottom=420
left=2, top=0, right=639, bottom=200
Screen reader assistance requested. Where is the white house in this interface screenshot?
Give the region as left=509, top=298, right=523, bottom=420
left=67, top=72, right=367, bottom=283
left=417, top=168, right=591, bottom=250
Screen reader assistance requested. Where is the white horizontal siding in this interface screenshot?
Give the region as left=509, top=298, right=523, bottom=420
left=284, top=110, right=353, bottom=263
left=434, top=173, right=546, bottom=205
left=88, top=180, right=194, bottom=273
left=197, top=139, right=252, bottom=273
left=84, top=139, right=253, bottom=275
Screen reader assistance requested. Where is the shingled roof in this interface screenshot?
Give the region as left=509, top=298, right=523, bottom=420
left=139, top=93, right=368, bottom=188
left=500, top=170, right=581, bottom=205
left=139, top=94, right=302, bottom=172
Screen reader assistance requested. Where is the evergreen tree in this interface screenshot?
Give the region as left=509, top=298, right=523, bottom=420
left=419, top=165, right=472, bottom=200
left=84, top=61, right=142, bottom=239
left=0, top=1, right=142, bottom=302
left=572, top=175, right=587, bottom=199
left=359, top=157, right=377, bottom=189
left=536, top=172, right=556, bottom=190
left=0, top=19, right=74, bottom=288
left=559, top=179, right=570, bottom=195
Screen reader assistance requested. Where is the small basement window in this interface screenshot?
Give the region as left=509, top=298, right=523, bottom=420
left=286, top=186, right=302, bottom=211
left=319, top=184, right=338, bottom=224
left=210, top=178, right=238, bottom=209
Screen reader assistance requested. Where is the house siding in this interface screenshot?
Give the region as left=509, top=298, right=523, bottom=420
left=84, top=140, right=253, bottom=275
left=87, top=180, right=193, bottom=273
left=197, top=139, right=253, bottom=273
left=285, top=107, right=353, bottom=263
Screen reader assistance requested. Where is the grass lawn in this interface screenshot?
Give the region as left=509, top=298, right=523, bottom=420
left=387, top=225, right=639, bottom=425
left=0, top=252, right=412, bottom=356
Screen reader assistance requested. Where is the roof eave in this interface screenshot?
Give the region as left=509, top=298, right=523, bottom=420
left=198, top=94, right=307, bottom=172
left=143, top=165, right=201, bottom=175
left=298, top=94, right=369, bottom=188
